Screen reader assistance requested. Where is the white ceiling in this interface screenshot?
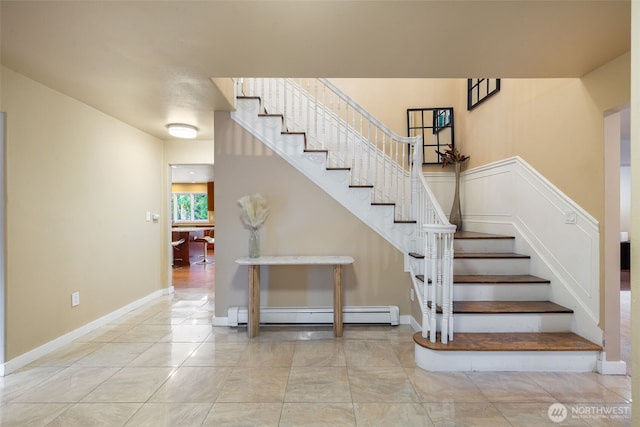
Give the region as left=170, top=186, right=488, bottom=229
left=171, top=164, right=215, bottom=184
left=1, top=1, right=631, bottom=143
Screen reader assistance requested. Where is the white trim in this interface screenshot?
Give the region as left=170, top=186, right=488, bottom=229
left=415, top=344, right=600, bottom=372
left=1, top=288, right=168, bottom=376
left=227, top=305, right=399, bottom=326
left=408, top=315, right=421, bottom=332
left=211, top=316, right=229, bottom=327
left=460, top=156, right=602, bottom=345
left=596, top=352, right=628, bottom=375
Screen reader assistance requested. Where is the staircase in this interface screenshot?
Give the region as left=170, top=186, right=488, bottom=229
left=412, top=231, right=601, bottom=372
left=231, top=78, right=602, bottom=373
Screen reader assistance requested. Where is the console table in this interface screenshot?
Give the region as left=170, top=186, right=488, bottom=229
left=235, top=256, right=355, bottom=338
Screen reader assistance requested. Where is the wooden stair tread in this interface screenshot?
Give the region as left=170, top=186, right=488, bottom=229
left=415, top=274, right=550, bottom=284
left=454, top=275, right=551, bottom=284
left=450, top=300, right=572, bottom=314
left=413, top=332, right=601, bottom=352
left=455, top=252, right=530, bottom=259
left=454, top=231, right=515, bottom=240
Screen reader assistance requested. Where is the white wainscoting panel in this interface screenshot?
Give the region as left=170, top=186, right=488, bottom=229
left=459, top=157, right=601, bottom=345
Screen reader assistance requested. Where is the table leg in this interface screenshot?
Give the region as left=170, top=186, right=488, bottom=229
left=333, top=264, right=343, bottom=337
left=248, top=265, right=260, bottom=338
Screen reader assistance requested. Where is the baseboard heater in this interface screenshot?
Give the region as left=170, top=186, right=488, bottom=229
left=227, top=306, right=399, bottom=327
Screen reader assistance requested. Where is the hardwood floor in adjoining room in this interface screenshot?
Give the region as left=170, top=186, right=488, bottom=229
left=172, top=245, right=215, bottom=290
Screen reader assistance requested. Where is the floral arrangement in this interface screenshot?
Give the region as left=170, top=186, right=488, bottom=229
left=238, top=193, right=270, bottom=229
left=435, top=144, right=470, bottom=167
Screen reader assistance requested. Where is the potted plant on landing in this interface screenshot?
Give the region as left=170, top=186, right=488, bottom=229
left=238, top=193, right=270, bottom=258
left=435, top=144, right=470, bottom=230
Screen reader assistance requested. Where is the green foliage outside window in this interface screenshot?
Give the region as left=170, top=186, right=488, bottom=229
left=172, top=193, right=208, bottom=222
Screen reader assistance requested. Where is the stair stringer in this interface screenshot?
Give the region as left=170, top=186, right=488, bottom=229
left=231, top=96, right=415, bottom=254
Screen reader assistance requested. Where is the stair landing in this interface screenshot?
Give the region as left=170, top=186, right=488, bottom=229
left=414, top=332, right=601, bottom=352
left=413, top=332, right=601, bottom=372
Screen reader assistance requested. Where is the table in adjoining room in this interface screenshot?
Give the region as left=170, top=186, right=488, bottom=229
left=235, top=256, right=355, bottom=338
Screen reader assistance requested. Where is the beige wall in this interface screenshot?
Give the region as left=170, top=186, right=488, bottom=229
left=214, top=111, right=410, bottom=316
left=329, top=78, right=464, bottom=138
left=2, top=67, right=165, bottom=359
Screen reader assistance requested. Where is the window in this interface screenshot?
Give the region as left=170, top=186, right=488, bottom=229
left=407, top=107, right=455, bottom=164
left=467, top=78, right=501, bottom=110
left=172, top=193, right=208, bottom=222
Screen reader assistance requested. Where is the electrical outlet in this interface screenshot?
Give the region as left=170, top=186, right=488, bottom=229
left=410, top=288, right=415, bottom=301
left=71, top=292, right=80, bottom=307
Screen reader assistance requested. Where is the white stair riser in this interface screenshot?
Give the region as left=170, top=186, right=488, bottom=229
left=415, top=345, right=598, bottom=372
left=454, top=239, right=514, bottom=254
left=438, top=313, right=572, bottom=333
left=424, top=283, right=549, bottom=301
left=454, top=258, right=530, bottom=275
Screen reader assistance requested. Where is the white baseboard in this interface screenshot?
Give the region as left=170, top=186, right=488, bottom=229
left=227, top=306, right=399, bottom=326
left=2, top=287, right=170, bottom=376
left=408, top=315, right=421, bottom=332
left=596, top=352, right=628, bottom=375
left=211, top=316, right=229, bottom=326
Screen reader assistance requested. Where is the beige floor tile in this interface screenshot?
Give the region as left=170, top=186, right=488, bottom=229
left=141, top=311, right=192, bottom=325
left=216, top=367, right=290, bottom=403
left=348, top=366, right=419, bottom=403
left=495, top=402, right=590, bottom=426
left=124, top=402, right=212, bottom=426
left=159, top=324, right=213, bottom=342
left=112, top=324, right=174, bottom=343
left=182, top=342, right=248, bottom=367
left=296, top=326, right=337, bottom=340
left=285, top=367, right=351, bottom=403
left=0, top=366, right=64, bottom=403
left=0, top=403, right=70, bottom=427
left=424, top=402, right=512, bottom=427
left=127, top=342, right=199, bottom=367
left=251, top=328, right=302, bottom=342
left=202, top=402, right=282, bottom=426
left=13, top=366, right=119, bottom=403
left=75, top=342, right=154, bottom=367
left=47, top=402, right=142, bottom=427
left=81, top=367, right=174, bottom=402
left=391, top=341, right=417, bottom=367
left=238, top=341, right=296, bottom=367
left=528, top=373, right=630, bottom=404
left=73, top=323, right=134, bottom=343
left=279, top=402, right=356, bottom=426
left=204, top=326, right=250, bottom=343
left=343, top=340, right=401, bottom=367
left=341, top=325, right=392, bottom=340
left=149, top=366, right=232, bottom=403
left=467, top=371, right=556, bottom=402
left=292, top=340, right=346, bottom=367
left=594, top=375, right=632, bottom=402
left=406, top=369, right=488, bottom=403
left=354, top=402, right=433, bottom=426
left=28, top=341, right=104, bottom=367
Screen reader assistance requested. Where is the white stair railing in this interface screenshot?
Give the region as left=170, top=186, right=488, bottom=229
left=237, top=77, right=455, bottom=343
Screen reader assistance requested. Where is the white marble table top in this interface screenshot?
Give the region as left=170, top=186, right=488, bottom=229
left=235, top=255, right=354, bottom=265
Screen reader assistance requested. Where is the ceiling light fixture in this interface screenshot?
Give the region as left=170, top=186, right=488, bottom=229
left=166, top=123, right=198, bottom=139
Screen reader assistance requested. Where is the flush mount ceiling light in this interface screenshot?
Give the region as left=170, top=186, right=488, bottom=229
left=166, top=123, right=198, bottom=139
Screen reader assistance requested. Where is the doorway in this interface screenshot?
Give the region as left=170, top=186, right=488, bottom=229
left=169, top=164, right=215, bottom=293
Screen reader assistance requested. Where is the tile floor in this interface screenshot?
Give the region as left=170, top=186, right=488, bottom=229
left=0, top=286, right=632, bottom=426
